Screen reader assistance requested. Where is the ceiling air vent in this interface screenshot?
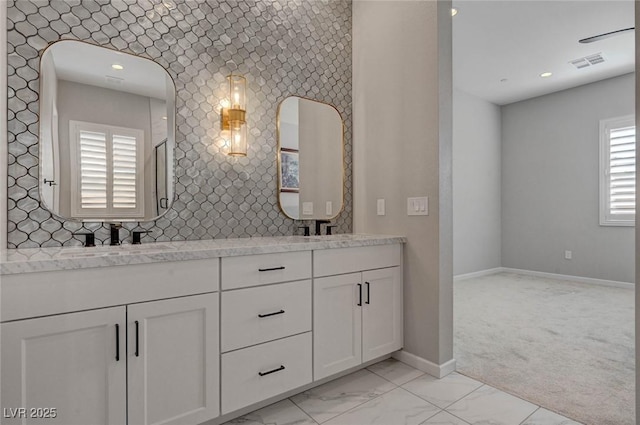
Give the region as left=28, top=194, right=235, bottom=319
left=586, top=53, right=605, bottom=65
left=570, top=53, right=605, bottom=69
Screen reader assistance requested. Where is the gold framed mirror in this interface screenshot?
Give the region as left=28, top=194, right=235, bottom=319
left=38, top=40, right=176, bottom=222
left=276, top=96, right=345, bottom=220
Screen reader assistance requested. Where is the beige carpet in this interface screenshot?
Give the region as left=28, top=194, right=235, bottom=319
left=454, top=272, right=635, bottom=425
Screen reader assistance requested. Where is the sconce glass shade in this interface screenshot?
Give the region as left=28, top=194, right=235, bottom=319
left=221, top=74, right=247, bottom=157
left=229, top=75, right=246, bottom=110
left=229, top=120, right=247, bottom=157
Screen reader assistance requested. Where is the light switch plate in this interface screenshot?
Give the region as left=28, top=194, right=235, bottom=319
left=407, top=197, right=428, bottom=216
left=326, top=201, right=332, bottom=216
left=377, top=199, right=385, bottom=216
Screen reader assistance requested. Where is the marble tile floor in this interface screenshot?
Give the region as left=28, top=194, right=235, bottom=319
left=225, top=358, right=583, bottom=425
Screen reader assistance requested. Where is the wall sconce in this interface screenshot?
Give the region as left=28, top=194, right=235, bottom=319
left=221, top=74, right=247, bottom=157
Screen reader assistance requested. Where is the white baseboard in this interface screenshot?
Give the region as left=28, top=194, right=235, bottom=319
left=501, top=267, right=634, bottom=289
left=453, top=266, right=633, bottom=290
left=392, top=350, right=456, bottom=378
left=454, top=267, right=503, bottom=282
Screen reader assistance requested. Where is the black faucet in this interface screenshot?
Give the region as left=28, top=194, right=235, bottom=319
left=314, top=220, right=330, bottom=236
left=298, top=225, right=310, bottom=237
left=72, top=232, right=96, bottom=247
left=132, top=230, right=151, bottom=245
left=109, top=223, right=122, bottom=246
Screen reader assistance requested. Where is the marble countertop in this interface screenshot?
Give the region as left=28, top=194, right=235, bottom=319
left=0, top=234, right=406, bottom=275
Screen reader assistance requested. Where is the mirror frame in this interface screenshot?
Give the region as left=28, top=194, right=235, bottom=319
left=38, top=39, right=177, bottom=223
left=276, top=95, right=346, bottom=221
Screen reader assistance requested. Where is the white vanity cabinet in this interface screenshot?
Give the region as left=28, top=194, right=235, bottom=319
left=0, top=237, right=405, bottom=425
left=313, top=245, right=403, bottom=380
left=1, top=307, right=127, bottom=425
left=127, top=293, right=219, bottom=425
left=0, top=260, right=220, bottom=425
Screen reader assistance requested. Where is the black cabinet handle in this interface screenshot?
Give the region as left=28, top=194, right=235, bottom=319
left=135, top=320, right=139, bottom=357
left=258, top=365, right=285, bottom=377
left=365, top=282, right=370, bottom=304
left=357, top=283, right=362, bottom=306
left=115, top=324, right=120, bottom=362
left=258, top=266, right=285, bottom=272
left=258, top=309, right=285, bottom=318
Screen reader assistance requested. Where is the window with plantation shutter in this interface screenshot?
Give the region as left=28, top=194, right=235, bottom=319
left=600, top=115, right=635, bottom=226
left=70, top=121, right=145, bottom=219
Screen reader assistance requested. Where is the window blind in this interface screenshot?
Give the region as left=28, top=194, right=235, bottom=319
left=79, top=130, right=108, bottom=209
left=608, top=125, right=635, bottom=217
left=112, top=134, right=138, bottom=209
left=70, top=121, right=144, bottom=218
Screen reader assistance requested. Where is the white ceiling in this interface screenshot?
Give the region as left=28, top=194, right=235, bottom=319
left=452, top=0, right=635, bottom=105
left=49, top=40, right=171, bottom=100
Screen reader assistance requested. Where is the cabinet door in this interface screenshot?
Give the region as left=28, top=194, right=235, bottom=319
left=1, top=307, right=126, bottom=425
left=362, top=267, right=403, bottom=362
left=313, top=273, right=362, bottom=380
left=127, top=293, right=219, bottom=425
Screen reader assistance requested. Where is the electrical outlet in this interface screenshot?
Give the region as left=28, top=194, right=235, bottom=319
left=326, top=201, right=332, bottom=216
left=564, top=250, right=572, bottom=260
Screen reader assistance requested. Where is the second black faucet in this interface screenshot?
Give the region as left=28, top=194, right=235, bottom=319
left=109, top=223, right=122, bottom=246
left=314, top=220, right=330, bottom=236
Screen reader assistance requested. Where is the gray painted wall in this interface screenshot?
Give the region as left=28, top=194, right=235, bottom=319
left=353, top=0, right=453, bottom=366
left=453, top=89, right=502, bottom=275
left=502, top=73, right=635, bottom=283
left=298, top=100, right=343, bottom=220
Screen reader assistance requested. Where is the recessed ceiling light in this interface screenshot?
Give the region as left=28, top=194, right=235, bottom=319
left=162, top=116, right=167, bottom=120
left=451, top=7, right=458, bottom=16
left=540, top=72, right=553, bottom=78
left=111, top=64, right=124, bottom=70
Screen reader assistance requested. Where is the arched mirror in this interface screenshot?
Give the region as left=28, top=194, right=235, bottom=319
left=277, top=96, right=344, bottom=220
left=39, top=40, right=176, bottom=222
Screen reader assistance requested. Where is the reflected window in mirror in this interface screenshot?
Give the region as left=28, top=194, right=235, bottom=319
left=39, top=40, right=176, bottom=222
left=277, top=96, right=344, bottom=220
left=70, top=121, right=144, bottom=219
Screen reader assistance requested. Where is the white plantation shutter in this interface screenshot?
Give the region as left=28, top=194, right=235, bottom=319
left=600, top=116, right=636, bottom=226
left=112, top=134, right=138, bottom=209
left=70, top=121, right=144, bottom=219
left=79, top=130, right=108, bottom=209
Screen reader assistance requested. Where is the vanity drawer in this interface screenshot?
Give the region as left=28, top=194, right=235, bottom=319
left=314, top=244, right=402, bottom=277
left=221, top=280, right=311, bottom=352
left=221, top=332, right=312, bottom=414
left=221, top=251, right=311, bottom=290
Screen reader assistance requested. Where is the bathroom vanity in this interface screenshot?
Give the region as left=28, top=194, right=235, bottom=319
left=0, top=235, right=404, bottom=425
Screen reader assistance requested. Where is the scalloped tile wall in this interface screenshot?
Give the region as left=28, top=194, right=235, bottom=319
left=6, top=0, right=352, bottom=248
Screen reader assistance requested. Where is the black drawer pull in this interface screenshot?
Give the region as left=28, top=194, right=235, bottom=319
left=258, top=365, right=285, bottom=377
left=258, top=266, right=286, bottom=272
left=115, top=324, right=120, bottom=362
left=357, top=283, right=362, bottom=306
left=258, top=309, right=285, bottom=318
left=365, top=282, right=370, bottom=304
left=135, top=321, right=139, bottom=357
